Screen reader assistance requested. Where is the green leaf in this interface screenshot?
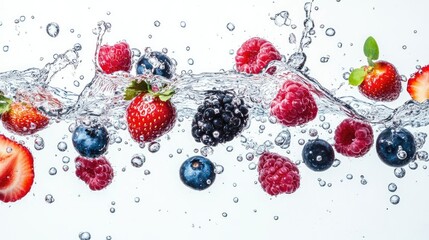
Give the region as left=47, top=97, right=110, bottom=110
left=124, top=80, right=149, bottom=100
left=348, top=67, right=367, bottom=86
left=157, top=89, right=175, bottom=102
left=0, top=95, right=12, bottom=114
left=364, top=36, right=379, bottom=62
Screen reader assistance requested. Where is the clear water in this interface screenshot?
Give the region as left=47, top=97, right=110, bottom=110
left=1, top=0, right=429, bottom=239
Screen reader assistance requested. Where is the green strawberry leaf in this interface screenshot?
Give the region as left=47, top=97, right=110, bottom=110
left=157, top=89, right=175, bottom=102
left=348, top=67, right=367, bottom=86
left=364, top=36, right=379, bottom=64
left=124, top=80, right=149, bottom=100
left=0, top=95, right=12, bottom=114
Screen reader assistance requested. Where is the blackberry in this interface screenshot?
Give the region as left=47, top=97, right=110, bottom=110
left=191, top=90, right=249, bottom=146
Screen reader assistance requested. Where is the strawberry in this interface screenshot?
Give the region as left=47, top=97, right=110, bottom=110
left=0, top=96, right=49, bottom=135
left=0, top=134, right=34, bottom=202
left=349, top=36, right=402, bottom=101
left=98, top=41, right=132, bottom=74
left=407, top=65, right=429, bottom=103
left=124, top=80, right=176, bottom=143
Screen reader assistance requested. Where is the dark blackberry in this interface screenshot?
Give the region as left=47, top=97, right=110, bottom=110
left=191, top=90, right=249, bottom=146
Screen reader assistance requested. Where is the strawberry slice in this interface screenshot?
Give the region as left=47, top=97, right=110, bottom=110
left=407, top=65, right=429, bottom=103
left=0, top=134, right=34, bottom=202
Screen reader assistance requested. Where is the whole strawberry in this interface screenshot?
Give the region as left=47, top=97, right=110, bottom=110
left=349, top=36, right=401, bottom=101
left=98, top=41, right=132, bottom=74
left=0, top=96, right=49, bottom=135
left=125, top=80, right=176, bottom=143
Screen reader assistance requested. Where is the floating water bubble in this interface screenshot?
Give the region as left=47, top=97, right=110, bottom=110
left=320, top=55, right=330, bottom=63
left=79, top=232, right=91, bottom=240
left=236, top=155, right=243, bottom=162
left=57, top=141, right=67, bottom=152
left=62, top=165, right=69, bottom=172
left=214, top=163, right=224, bottom=174
left=388, top=183, right=397, bottom=192
left=49, top=167, right=57, bottom=176
left=417, top=151, right=428, bottom=161
left=346, top=174, right=353, bottom=180
left=274, top=216, right=279, bottom=220
left=62, top=156, right=70, bottom=163
left=390, top=195, right=400, bottom=205
left=73, top=80, right=80, bottom=87
left=226, top=146, right=233, bottom=152
left=402, top=45, right=407, bottom=50
left=233, top=197, right=239, bottom=203
left=318, top=179, right=326, bottom=187
left=298, top=139, right=305, bottom=145
left=274, top=130, right=291, bottom=149
left=248, top=162, right=257, bottom=170
left=325, top=28, right=336, bottom=36
left=200, top=146, right=214, bottom=156
left=333, top=159, right=341, bottom=167
left=322, top=122, right=330, bottom=130
left=409, top=161, right=418, bottom=170
left=110, top=207, right=115, bottom=213
left=309, top=128, right=318, bottom=137
left=46, top=22, right=60, bottom=37
left=45, top=194, right=55, bottom=203
left=222, top=212, right=228, bottom=217
left=271, top=11, right=291, bottom=26
left=289, top=33, right=296, bottom=44
left=106, top=236, right=112, bottom=240
left=180, top=21, right=186, bottom=28
left=394, top=167, right=406, bottom=178
left=34, top=136, right=45, bottom=150
left=226, top=22, right=235, bottom=31
left=144, top=169, right=151, bottom=175
left=131, top=154, right=145, bottom=168
left=246, top=152, right=254, bottom=161
left=154, top=20, right=161, bottom=27
left=134, top=197, right=140, bottom=203
left=187, top=58, right=194, bottom=65
left=148, top=142, right=160, bottom=153
left=3, top=45, right=9, bottom=52
left=343, top=72, right=350, bottom=80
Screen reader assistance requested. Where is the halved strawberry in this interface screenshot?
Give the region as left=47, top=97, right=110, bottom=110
left=0, top=96, right=49, bottom=135
left=407, top=65, right=429, bottom=103
left=0, top=134, right=34, bottom=202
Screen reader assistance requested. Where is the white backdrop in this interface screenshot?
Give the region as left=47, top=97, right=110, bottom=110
left=0, top=0, right=429, bottom=239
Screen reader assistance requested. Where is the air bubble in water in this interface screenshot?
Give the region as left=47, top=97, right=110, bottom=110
left=320, top=55, right=330, bottom=63
left=49, top=167, right=57, bottom=175
left=289, top=33, right=296, bottom=44
left=248, top=162, right=257, bottom=170
left=214, top=163, right=224, bottom=174
left=226, top=22, right=235, bottom=31
left=390, top=195, right=400, bottom=205
left=333, top=159, right=341, bottom=167
left=148, top=142, right=160, bottom=153
left=325, top=28, right=336, bottom=36
left=346, top=174, right=353, bottom=180
left=62, top=156, right=70, bottom=163
left=3, top=45, right=9, bottom=52
left=131, top=154, right=145, bottom=168
left=246, top=152, right=254, bottom=161
left=180, top=21, right=187, bottom=28
left=409, top=161, right=418, bottom=170
left=187, top=58, right=194, bottom=65
left=154, top=20, right=161, bottom=27
left=46, top=22, right=60, bottom=37
left=222, top=212, right=228, bottom=217
left=417, top=151, right=428, bottom=161
left=394, top=167, right=406, bottom=178
left=45, top=194, right=55, bottom=203
left=388, top=183, right=397, bottom=192
left=271, top=11, right=291, bottom=26
left=57, top=141, right=67, bottom=152
left=34, top=136, right=45, bottom=150
left=274, top=130, right=291, bottom=149
left=233, top=197, right=239, bottom=203
left=79, top=232, right=91, bottom=240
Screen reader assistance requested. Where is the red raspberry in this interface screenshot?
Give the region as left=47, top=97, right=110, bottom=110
left=75, top=156, right=114, bottom=191
left=270, top=79, right=318, bottom=127
left=235, top=37, right=282, bottom=74
left=98, top=41, right=132, bottom=74
left=258, top=152, right=300, bottom=196
left=334, top=118, right=374, bottom=157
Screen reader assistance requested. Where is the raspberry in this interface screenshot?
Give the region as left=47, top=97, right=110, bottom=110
left=270, top=79, right=318, bottom=127
left=75, top=156, right=114, bottom=191
left=235, top=37, right=282, bottom=74
left=258, top=152, right=300, bottom=196
left=98, top=41, right=132, bottom=74
left=191, top=90, right=249, bottom=146
left=334, top=118, right=374, bottom=157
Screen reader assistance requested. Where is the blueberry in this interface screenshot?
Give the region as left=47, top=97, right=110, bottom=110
left=136, top=51, right=174, bottom=79
left=72, top=124, right=109, bottom=158
left=302, top=138, right=335, bottom=171
left=179, top=156, right=216, bottom=190
left=376, top=127, right=416, bottom=167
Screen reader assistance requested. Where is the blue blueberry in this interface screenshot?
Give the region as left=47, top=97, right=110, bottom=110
left=179, top=156, right=216, bottom=190
left=302, top=138, right=335, bottom=171
left=376, top=127, right=416, bottom=167
left=136, top=51, right=174, bottom=79
left=72, top=124, right=109, bottom=158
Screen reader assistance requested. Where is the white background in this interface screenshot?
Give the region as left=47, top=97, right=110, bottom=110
left=1, top=0, right=429, bottom=239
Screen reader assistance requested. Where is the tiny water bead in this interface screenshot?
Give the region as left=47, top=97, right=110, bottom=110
left=226, top=22, right=235, bottom=31
left=248, top=162, right=257, bottom=170
left=271, top=11, right=291, bottom=27
left=325, top=28, right=336, bottom=36
left=79, top=232, right=91, bottom=240
left=3, top=45, right=9, bottom=52
left=131, top=154, right=145, bottom=168
left=57, top=141, right=68, bottom=151
left=62, top=156, right=71, bottom=163
left=46, top=22, right=60, bottom=37
left=390, top=195, right=400, bottom=205
left=154, top=20, right=161, bottom=27
left=49, top=167, right=57, bottom=175
left=148, top=142, right=160, bottom=153
left=233, top=197, right=239, bottom=203
left=394, top=167, right=406, bottom=178
left=45, top=194, right=55, bottom=203
left=34, top=137, right=45, bottom=150
left=274, top=130, right=291, bottom=149
left=180, top=21, right=186, bottom=28
left=388, top=183, right=397, bottom=192
left=346, top=174, right=353, bottom=180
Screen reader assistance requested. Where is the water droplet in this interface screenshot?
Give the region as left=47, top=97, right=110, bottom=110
left=409, top=161, right=418, bottom=170
left=154, top=20, right=161, bottom=27
left=325, top=28, right=336, bottom=36
left=272, top=11, right=291, bottom=26
left=319, top=179, right=326, bottom=187
left=308, top=128, right=318, bottom=137
left=226, top=22, right=235, bottom=31
left=346, top=174, right=353, bottom=180
left=57, top=141, right=67, bottom=152
left=322, top=122, right=330, bottom=130
left=417, top=151, right=428, bottom=161
left=62, top=156, right=70, bottom=163
left=388, top=183, right=397, bottom=192
left=394, top=167, right=406, bottom=178
left=289, top=33, right=296, bottom=44
left=246, top=152, right=254, bottom=161
left=233, top=197, right=239, bottom=203
left=45, top=194, right=55, bottom=203
left=390, top=195, right=400, bottom=205
left=131, top=154, right=145, bottom=168
left=298, top=139, right=305, bottom=145
left=248, top=162, right=257, bottom=170
left=180, top=21, right=186, bottom=28
left=360, top=179, right=368, bottom=185
left=222, top=212, right=228, bottom=217
left=214, top=164, right=224, bottom=174
left=274, top=216, right=279, bottom=220
left=49, top=167, right=57, bottom=175
left=187, top=58, right=194, bottom=65
left=402, top=45, right=407, bottom=50
left=236, top=155, right=243, bottom=162
left=200, top=146, right=214, bottom=156
left=343, top=72, right=350, bottom=80
left=63, top=165, right=69, bottom=172
left=3, top=45, right=9, bottom=52
left=320, top=55, right=330, bottom=63
left=134, top=197, right=140, bottom=203
left=333, top=159, right=341, bottom=167
left=73, top=80, right=80, bottom=87
left=46, top=22, right=60, bottom=38
left=274, top=130, right=291, bottom=149
left=79, top=232, right=91, bottom=240
left=34, top=137, right=45, bottom=150
left=110, top=207, right=116, bottom=213
left=337, top=42, right=343, bottom=48
left=144, top=169, right=151, bottom=175
left=148, top=142, right=160, bottom=153
left=226, top=146, right=233, bottom=152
